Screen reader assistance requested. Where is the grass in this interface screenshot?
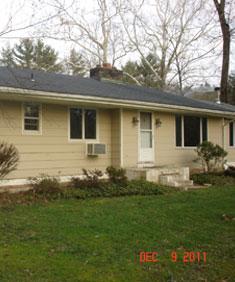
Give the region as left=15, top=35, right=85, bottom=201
left=0, top=186, right=234, bottom=281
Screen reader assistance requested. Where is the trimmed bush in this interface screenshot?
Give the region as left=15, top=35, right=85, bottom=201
left=67, top=178, right=174, bottom=199
left=195, top=141, right=227, bottom=172
left=0, top=141, right=19, bottom=179
left=106, top=166, right=127, bottom=185
left=191, top=173, right=235, bottom=186
left=29, top=174, right=63, bottom=198
left=71, top=169, right=104, bottom=189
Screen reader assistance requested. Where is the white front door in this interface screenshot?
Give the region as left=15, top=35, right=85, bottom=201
left=139, top=112, right=154, bottom=163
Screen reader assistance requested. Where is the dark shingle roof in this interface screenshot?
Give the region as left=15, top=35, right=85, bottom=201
left=0, top=66, right=235, bottom=113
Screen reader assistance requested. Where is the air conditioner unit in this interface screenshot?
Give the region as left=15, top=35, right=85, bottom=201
left=87, top=143, right=106, bottom=156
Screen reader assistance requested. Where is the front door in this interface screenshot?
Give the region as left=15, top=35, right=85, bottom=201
left=139, top=112, right=154, bottom=163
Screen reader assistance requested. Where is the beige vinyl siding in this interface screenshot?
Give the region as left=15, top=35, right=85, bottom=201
left=120, top=110, right=235, bottom=169
left=153, top=112, right=195, bottom=166
left=207, top=117, right=223, bottom=146
left=1, top=98, right=235, bottom=180
left=0, top=100, right=112, bottom=179
left=122, top=109, right=138, bottom=167
left=111, top=109, right=121, bottom=167
left=155, top=113, right=235, bottom=168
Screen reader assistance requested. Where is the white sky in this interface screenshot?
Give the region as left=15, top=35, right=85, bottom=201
left=0, top=0, right=234, bottom=87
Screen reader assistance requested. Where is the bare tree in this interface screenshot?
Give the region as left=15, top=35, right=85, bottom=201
left=119, top=0, right=219, bottom=92
left=0, top=1, right=64, bottom=41
left=213, top=0, right=234, bottom=102
left=34, top=0, right=131, bottom=66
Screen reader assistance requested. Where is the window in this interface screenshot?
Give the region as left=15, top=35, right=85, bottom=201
left=229, top=122, right=234, bottom=146
left=70, top=108, right=82, bottom=139
left=175, top=115, right=207, bottom=147
left=85, top=109, right=96, bottom=139
left=70, top=108, right=96, bottom=140
left=23, top=103, right=40, bottom=132
left=175, top=115, right=182, bottom=147
left=184, top=116, right=201, bottom=146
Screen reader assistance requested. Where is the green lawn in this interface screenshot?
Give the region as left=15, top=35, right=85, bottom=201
left=0, top=186, right=234, bottom=282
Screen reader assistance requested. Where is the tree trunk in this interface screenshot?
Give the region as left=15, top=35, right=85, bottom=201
left=213, top=0, right=231, bottom=103
left=220, top=24, right=230, bottom=102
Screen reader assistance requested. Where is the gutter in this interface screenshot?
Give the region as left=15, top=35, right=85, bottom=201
left=0, top=86, right=235, bottom=118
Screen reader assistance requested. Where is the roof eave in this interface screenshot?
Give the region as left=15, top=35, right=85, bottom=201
left=0, top=86, right=235, bottom=118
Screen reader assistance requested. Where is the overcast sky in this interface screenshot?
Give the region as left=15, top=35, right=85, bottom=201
left=0, top=0, right=234, bottom=87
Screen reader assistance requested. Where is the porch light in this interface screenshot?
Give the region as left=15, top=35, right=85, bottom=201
left=155, top=118, right=162, bottom=127
left=132, top=117, right=139, bottom=125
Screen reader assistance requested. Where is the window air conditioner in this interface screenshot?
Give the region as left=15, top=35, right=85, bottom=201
left=87, top=143, right=106, bottom=156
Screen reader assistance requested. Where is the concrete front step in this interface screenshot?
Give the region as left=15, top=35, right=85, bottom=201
left=126, top=166, right=193, bottom=187
left=166, top=180, right=194, bottom=188
left=159, top=174, right=193, bottom=187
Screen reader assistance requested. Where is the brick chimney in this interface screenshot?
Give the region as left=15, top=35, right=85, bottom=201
left=90, top=63, right=123, bottom=81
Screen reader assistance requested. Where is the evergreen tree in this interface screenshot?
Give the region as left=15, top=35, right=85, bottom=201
left=122, top=60, right=140, bottom=85
left=66, top=49, right=87, bottom=76
left=12, top=39, right=34, bottom=68
left=138, top=53, right=161, bottom=88
left=228, top=73, right=235, bottom=105
left=0, top=45, right=15, bottom=67
left=122, top=53, right=161, bottom=88
left=0, top=39, right=63, bottom=72
left=33, top=40, right=63, bottom=72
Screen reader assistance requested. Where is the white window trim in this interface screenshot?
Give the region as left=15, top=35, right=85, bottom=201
left=175, top=115, right=208, bottom=149
left=68, top=106, right=99, bottom=142
left=22, top=102, right=42, bottom=135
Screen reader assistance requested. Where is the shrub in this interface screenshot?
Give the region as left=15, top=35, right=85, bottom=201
left=195, top=141, right=227, bottom=172
left=71, top=169, right=104, bottom=189
left=29, top=174, right=63, bottom=198
left=0, top=141, right=19, bottom=179
left=69, top=179, right=171, bottom=199
left=191, top=173, right=235, bottom=186
left=69, top=167, right=174, bottom=198
left=106, top=166, right=127, bottom=185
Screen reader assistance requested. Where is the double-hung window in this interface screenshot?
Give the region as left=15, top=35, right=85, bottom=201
left=175, top=115, right=207, bottom=147
left=23, top=103, right=41, bottom=132
left=70, top=108, right=96, bottom=140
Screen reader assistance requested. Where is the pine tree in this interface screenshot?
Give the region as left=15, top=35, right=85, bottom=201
left=0, top=39, right=63, bottom=72
left=122, top=61, right=140, bottom=85
left=122, top=53, right=161, bottom=88
left=0, top=45, right=15, bottom=67
left=66, top=49, right=87, bottom=76
left=228, top=73, right=235, bottom=105
left=12, top=39, right=34, bottom=68
left=33, top=40, right=63, bottom=72
left=138, top=53, right=161, bottom=88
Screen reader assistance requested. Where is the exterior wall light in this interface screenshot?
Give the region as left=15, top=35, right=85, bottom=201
left=132, top=117, right=139, bottom=125
left=155, top=118, right=162, bottom=127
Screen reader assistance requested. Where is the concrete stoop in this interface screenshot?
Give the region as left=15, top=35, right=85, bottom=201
left=126, top=166, right=193, bottom=187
